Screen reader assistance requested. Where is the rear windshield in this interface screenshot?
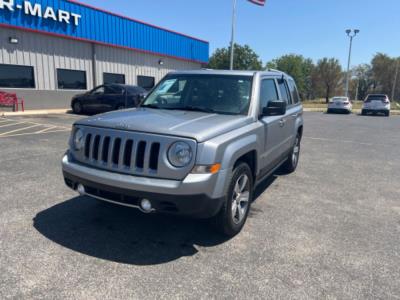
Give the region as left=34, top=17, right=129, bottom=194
left=332, top=97, right=348, bottom=101
left=366, top=95, right=387, bottom=101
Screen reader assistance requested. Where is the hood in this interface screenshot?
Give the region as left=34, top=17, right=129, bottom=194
left=75, top=108, right=253, bottom=142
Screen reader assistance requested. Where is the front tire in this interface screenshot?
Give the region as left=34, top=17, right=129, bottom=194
left=214, top=163, right=253, bottom=237
left=361, top=109, right=367, bottom=116
left=72, top=101, right=83, bottom=114
left=385, top=111, right=390, bottom=117
left=281, top=133, right=301, bottom=174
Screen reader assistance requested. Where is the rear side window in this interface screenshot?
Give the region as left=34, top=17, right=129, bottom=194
left=278, top=79, right=292, bottom=105
left=287, top=79, right=300, bottom=104
left=260, top=79, right=279, bottom=108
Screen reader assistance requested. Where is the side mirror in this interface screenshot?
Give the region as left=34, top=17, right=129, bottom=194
left=262, top=101, right=287, bottom=116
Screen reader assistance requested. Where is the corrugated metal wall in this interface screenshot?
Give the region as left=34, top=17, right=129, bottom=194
left=0, top=27, right=93, bottom=90
left=0, top=28, right=200, bottom=91
left=0, top=0, right=209, bottom=63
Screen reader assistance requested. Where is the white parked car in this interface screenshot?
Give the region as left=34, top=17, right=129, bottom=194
left=361, top=94, right=391, bottom=117
left=327, top=96, right=352, bottom=114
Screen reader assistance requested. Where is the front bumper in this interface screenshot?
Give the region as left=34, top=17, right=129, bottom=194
left=62, top=153, right=227, bottom=218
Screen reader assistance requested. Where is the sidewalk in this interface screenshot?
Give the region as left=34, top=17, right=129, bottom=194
left=0, top=109, right=70, bottom=117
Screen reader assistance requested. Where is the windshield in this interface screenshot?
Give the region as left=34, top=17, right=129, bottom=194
left=142, top=74, right=253, bottom=115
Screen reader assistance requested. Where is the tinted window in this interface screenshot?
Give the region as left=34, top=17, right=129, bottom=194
left=0, top=64, right=35, bottom=88
left=57, top=69, right=87, bottom=90
left=278, top=79, right=292, bottom=104
left=126, top=86, right=146, bottom=95
left=137, top=76, right=155, bottom=90
left=103, top=73, right=125, bottom=84
left=260, top=79, right=279, bottom=108
left=107, top=85, right=124, bottom=95
left=287, top=79, right=300, bottom=104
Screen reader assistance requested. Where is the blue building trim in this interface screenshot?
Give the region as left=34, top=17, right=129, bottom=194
left=0, top=0, right=209, bottom=63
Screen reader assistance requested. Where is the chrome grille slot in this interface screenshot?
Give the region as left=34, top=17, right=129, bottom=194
left=84, top=134, right=92, bottom=158
left=92, top=135, right=100, bottom=160
left=149, top=142, right=160, bottom=170
left=136, top=141, right=146, bottom=169
left=112, top=138, right=121, bottom=165
left=123, top=140, right=134, bottom=167
left=102, top=137, right=111, bottom=163
left=74, top=126, right=197, bottom=180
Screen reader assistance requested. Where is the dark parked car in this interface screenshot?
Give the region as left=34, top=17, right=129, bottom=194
left=71, top=84, right=147, bottom=114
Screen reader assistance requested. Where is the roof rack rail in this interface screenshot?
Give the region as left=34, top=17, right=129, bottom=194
left=268, top=68, right=282, bottom=73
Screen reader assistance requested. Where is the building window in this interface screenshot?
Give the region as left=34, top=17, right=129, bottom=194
left=137, top=75, right=155, bottom=90
left=103, top=73, right=126, bottom=85
left=0, top=64, right=35, bottom=88
left=57, top=69, right=87, bottom=90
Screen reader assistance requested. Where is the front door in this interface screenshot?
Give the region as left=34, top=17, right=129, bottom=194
left=259, top=77, right=288, bottom=175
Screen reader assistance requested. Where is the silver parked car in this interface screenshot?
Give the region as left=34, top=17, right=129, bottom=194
left=62, top=70, right=304, bottom=236
left=361, top=94, right=391, bottom=116
left=327, top=96, right=352, bottom=114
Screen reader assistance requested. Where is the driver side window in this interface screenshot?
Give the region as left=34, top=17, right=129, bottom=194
left=91, top=86, right=105, bottom=95
left=260, top=79, right=279, bottom=109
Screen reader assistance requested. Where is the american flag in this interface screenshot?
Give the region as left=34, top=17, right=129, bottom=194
left=247, top=0, right=266, bottom=6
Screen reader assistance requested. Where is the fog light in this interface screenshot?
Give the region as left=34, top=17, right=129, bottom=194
left=77, top=184, right=85, bottom=195
left=140, top=198, right=152, bottom=213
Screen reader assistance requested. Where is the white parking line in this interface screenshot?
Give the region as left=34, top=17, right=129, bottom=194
left=0, top=121, right=28, bottom=128
left=0, top=124, right=41, bottom=136
left=0, top=128, right=70, bottom=138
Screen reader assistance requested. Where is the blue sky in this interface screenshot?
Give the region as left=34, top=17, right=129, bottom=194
left=81, top=0, right=400, bottom=67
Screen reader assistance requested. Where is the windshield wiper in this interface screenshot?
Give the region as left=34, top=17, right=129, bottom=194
left=176, top=106, right=216, bottom=113
left=141, top=104, right=162, bottom=109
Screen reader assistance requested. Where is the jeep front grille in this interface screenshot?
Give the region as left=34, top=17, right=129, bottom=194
left=72, top=126, right=196, bottom=180
left=84, top=134, right=161, bottom=171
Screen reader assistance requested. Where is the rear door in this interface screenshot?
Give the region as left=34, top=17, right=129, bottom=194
left=259, top=77, right=287, bottom=174
left=101, top=85, right=125, bottom=111
left=277, top=78, right=296, bottom=153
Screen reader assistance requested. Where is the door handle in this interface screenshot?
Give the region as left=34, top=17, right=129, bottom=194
left=279, top=119, right=286, bottom=127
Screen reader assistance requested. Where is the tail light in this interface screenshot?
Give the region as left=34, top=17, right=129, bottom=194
left=383, top=99, right=390, bottom=104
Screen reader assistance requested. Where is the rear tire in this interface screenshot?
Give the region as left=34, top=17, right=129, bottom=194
left=361, top=109, right=367, bottom=116
left=72, top=101, right=83, bottom=114
left=327, top=109, right=331, bottom=114
left=386, top=111, right=390, bottom=117
left=281, top=133, right=301, bottom=174
left=213, top=163, right=253, bottom=237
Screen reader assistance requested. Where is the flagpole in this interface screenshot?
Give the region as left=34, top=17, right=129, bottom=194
left=229, top=0, right=237, bottom=70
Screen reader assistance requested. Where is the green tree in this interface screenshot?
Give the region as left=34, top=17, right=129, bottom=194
left=351, top=64, right=374, bottom=100
left=313, top=58, right=343, bottom=103
left=266, top=54, right=314, bottom=99
left=371, top=53, right=400, bottom=100
left=208, top=44, right=263, bottom=70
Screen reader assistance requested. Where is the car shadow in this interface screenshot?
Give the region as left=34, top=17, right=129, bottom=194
left=33, top=173, right=278, bottom=266
left=33, top=196, right=230, bottom=265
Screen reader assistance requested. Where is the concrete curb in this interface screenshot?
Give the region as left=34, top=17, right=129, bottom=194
left=1, top=109, right=70, bottom=117
left=303, top=108, right=400, bottom=115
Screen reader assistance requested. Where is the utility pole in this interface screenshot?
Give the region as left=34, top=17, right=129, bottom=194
left=229, top=0, right=237, bottom=70
left=391, top=58, right=399, bottom=101
left=344, top=29, right=360, bottom=98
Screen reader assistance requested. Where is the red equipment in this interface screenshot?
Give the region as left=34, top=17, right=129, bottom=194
left=0, top=91, right=25, bottom=112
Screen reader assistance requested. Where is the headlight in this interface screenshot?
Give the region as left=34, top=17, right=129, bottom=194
left=73, top=128, right=85, bottom=151
left=168, top=141, right=193, bottom=167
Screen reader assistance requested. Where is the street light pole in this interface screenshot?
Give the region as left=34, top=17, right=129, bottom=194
left=391, top=58, right=399, bottom=101
left=229, top=0, right=237, bottom=70
left=344, top=29, right=360, bottom=98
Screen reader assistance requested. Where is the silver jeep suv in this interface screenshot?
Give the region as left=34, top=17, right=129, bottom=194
left=62, top=70, right=304, bottom=236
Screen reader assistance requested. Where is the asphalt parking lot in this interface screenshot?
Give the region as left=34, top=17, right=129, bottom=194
left=0, top=112, right=399, bottom=299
